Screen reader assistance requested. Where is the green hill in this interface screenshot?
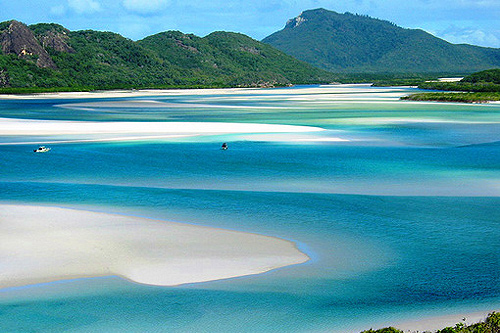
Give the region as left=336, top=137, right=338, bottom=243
left=0, top=20, right=335, bottom=91
left=263, top=8, right=500, bottom=74
left=138, top=30, right=334, bottom=87
left=462, top=68, right=500, bottom=84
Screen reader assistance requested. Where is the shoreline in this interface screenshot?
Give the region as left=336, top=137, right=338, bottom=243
left=0, top=204, right=309, bottom=289
left=0, top=84, right=405, bottom=100
left=395, top=308, right=500, bottom=332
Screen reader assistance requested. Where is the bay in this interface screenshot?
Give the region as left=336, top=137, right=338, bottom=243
left=0, top=85, right=498, bottom=332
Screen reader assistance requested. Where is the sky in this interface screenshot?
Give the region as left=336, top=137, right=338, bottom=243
left=1, top=0, right=499, bottom=48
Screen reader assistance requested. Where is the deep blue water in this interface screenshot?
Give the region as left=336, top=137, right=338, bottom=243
left=0, top=86, right=499, bottom=332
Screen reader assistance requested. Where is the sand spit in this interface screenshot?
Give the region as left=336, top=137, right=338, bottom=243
left=0, top=205, right=309, bottom=289
left=0, top=118, right=324, bottom=137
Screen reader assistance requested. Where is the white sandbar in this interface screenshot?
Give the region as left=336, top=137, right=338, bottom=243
left=0, top=205, right=309, bottom=288
left=0, top=118, right=324, bottom=137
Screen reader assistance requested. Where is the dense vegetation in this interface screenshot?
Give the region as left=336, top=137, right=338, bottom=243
left=418, top=81, right=500, bottom=92
left=462, top=68, right=500, bottom=84
left=360, top=312, right=500, bottom=333
left=401, top=68, right=500, bottom=102
left=418, top=70, right=500, bottom=92
left=263, top=9, right=500, bottom=74
left=138, top=30, right=335, bottom=87
left=401, top=92, right=500, bottom=103
left=328, top=72, right=445, bottom=86
left=0, top=21, right=336, bottom=92
left=2, top=16, right=499, bottom=93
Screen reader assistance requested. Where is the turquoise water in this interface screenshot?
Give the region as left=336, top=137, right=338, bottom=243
left=0, top=86, right=499, bottom=332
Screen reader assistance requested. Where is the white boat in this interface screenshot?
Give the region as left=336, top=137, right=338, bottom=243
left=33, top=146, right=51, bottom=153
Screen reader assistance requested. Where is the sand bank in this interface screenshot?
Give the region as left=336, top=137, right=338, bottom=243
left=0, top=118, right=324, bottom=137
left=0, top=118, right=349, bottom=146
left=0, top=205, right=309, bottom=289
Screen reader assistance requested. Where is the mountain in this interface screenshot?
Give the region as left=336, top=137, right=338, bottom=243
left=0, top=20, right=335, bottom=90
left=263, top=8, right=500, bottom=74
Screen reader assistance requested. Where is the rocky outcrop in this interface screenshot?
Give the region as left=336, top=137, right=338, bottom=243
left=0, top=20, right=56, bottom=68
left=174, top=39, right=199, bottom=53
left=37, top=29, right=74, bottom=53
left=239, top=46, right=261, bottom=55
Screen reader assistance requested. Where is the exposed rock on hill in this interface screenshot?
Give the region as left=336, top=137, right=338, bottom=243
left=36, top=29, right=74, bottom=53
left=0, top=21, right=56, bottom=68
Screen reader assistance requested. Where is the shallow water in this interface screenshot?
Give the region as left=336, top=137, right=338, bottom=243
left=0, top=85, right=499, bottom=332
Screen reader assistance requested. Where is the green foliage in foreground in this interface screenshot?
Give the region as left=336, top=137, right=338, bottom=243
left=360, top=327, right=403, bottom=333
left=361, top=312, right=500, bottom=333
left=401, top=92, right=500, bottom=103
left=436, top=312, right=500, bottom=333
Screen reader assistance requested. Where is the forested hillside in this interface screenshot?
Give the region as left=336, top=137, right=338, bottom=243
left=0, top=20, right=335, bottom=91
left=263, top=9, right=500, bottom=74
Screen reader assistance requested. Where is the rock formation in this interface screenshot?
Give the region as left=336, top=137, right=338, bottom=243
left=36, top=28, right=74, bottom=53
left=0, top=20, right=56, bottom=68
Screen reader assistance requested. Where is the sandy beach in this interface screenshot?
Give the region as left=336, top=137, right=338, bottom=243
left=0, top=205, right=309, bottom=289
left=396, top=309, right=499, bottom=332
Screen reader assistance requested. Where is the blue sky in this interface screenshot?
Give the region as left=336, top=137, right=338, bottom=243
left=1, top=0, right=499, bottom=47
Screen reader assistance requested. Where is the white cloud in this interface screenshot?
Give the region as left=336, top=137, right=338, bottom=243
left=68, top=0, right=102, bottom=14
left=50, top=5, right=66, bottom=16
left=456, top=0, right=499, bottom=8
left=122, top=0, right=170, bottom=14
left=438, top=25, right=500, bottom=48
